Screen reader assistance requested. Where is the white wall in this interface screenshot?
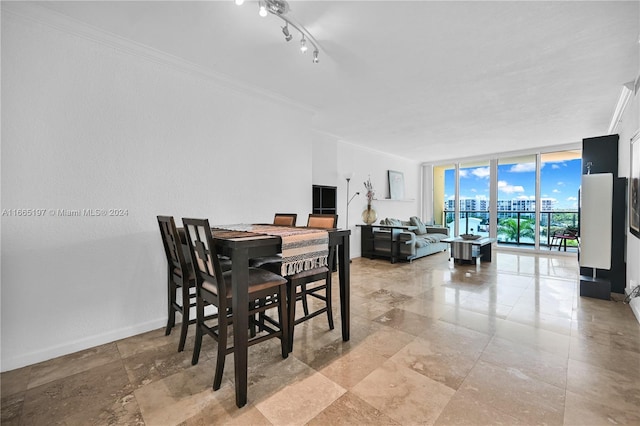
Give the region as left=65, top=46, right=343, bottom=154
left=1, top=5, right=314, bottom=371
left=312, top=136, right=422, bottom=258
left=618, top=31, right=640, bottom=322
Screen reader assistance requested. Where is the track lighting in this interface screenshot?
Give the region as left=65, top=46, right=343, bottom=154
left=238, top=0, right=320, bottom=64
left=300, top=35, right=307, bottom=53
left=282, top=23, right=292, bottom=42
left=258, top=1, right=267, bottom=17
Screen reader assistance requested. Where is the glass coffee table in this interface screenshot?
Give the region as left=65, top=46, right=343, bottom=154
left=442, top=236, right=496, bottom=264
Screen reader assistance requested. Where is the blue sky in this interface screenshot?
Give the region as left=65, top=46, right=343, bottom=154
left=445, top=158, right=582, bottom=210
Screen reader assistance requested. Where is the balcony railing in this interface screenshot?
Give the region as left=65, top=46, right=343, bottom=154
left=443, top=210, right=580, bottom=248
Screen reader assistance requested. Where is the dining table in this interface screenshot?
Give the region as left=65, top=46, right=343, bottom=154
left=203, top=225, right=351, bottom=408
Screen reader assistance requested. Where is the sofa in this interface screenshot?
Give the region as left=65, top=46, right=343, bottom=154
left=362, top=216, right=449, bottom=263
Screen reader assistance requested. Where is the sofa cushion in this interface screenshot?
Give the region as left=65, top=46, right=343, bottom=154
left=384, top=218, right=403, bottom=226
left=423, top=233, right=446, bottom=243
left=415, top=239, right=428, bottom=248
left=410, top=216, right=427, bottom=235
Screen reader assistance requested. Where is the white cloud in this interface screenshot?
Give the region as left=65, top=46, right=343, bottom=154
left=458, top=170, right=468, bottom=178
left=552, top=189, right=561, bottom=193
left=567, top=196, right=578, bottom=201
left=472, top=167, right=490, bottom=178
left=552, top=164, right=561, bottom=169
left=509, top=163, right=536, bottom=173
left=498, top=180, right=525, bottom=194
left=471, top=188, right=477, bottom=193
left=557, top=181, right=565, bottom=186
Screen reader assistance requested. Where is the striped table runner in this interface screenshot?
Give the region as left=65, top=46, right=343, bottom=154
left=213, top=224, right=329, bottom=277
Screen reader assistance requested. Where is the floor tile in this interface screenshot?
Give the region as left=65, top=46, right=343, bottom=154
left=27, top=342, right=121, bottom=389
left=566, top=358, right=640, bottom=416
left=352, top=358, right=455, bottom=425
left=563, top=390, right=640, bottom=426
left=434, top=390, right=525, bottom=425
left=456, top=360, right=565, bottom=425
left=21, top=360, right=141, bottom=425
left=308, top=392, right=401, bottom=425
left=480, top=336, right=568, bottom=389
left=3, top=250, right=639, bottom=425
left=255, top=371, right=345, bottom=425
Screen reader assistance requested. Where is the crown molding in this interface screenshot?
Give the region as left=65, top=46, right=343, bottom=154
left=2, top=2, right=317, bottom=115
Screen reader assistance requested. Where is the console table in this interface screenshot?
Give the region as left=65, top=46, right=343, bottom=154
left=443, top=236, right=496, bottom=264
left=357, top=224, right=417, bottom=263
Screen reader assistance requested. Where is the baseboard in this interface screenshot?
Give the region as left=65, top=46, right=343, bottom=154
left=1, top=318, right=166, bottom=372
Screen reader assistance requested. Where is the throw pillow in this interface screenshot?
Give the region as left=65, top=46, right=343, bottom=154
left=410, top=216, right=427, bottom=235
left=386, top=218, right=403, bottom=226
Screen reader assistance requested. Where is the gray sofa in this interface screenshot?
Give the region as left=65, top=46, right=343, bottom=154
left=370, top=217, right=449, bottom=262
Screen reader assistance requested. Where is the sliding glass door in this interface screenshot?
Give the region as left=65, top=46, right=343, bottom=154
left=496, top=155, right=536, bottom=246
left=459, top=161, right=490, bottom=237
left=430, top=147, right=581, bottom=252
left=539, top=151, right=582, bottom=250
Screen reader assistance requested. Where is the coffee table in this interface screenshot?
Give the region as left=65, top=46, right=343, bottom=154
left=442, top=236, right=496, bottom=264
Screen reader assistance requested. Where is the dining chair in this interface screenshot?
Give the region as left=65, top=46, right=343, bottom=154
left=273, top=213, right=297, bottom=226
left=249, top=213, right=297, bottom=268
left=157, top=215, right=196, bottom=352
left=307, top=213, right=338, bottom=229
left=286, top=213, right=338, bottom=351
left=182, top=218, right=289, bottom=391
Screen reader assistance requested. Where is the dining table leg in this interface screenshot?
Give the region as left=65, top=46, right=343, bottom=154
left=231, top=247, right=250, bottom=408
left=338, top=233, right=350, bottom=342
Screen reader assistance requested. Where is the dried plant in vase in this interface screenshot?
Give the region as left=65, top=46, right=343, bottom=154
left=362, top=177, right=377, bottom=224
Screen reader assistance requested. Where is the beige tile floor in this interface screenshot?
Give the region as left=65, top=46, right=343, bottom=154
left=2, top=251, right=640, bottom=425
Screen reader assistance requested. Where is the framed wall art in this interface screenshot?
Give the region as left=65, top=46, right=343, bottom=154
left=388, top=170, right=405, bottom=200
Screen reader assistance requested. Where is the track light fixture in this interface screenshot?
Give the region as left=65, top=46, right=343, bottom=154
left=236, top=0, right=321, bottom=64
left=281, top=23, right=292, bottom=42
left=300, top=35, right=307, bottom=53
left=258, top=1, right=267, bottom=17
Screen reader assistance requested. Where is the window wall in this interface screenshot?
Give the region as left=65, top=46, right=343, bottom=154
left=434, top=164, right=455, bottom=227
left=539, top=150, right=582, bottom=249
left=430, top=147, right=581, bottom=252
left=496, top=155, right=537, bottom=246
left=459, top=161, right=490, bottom=237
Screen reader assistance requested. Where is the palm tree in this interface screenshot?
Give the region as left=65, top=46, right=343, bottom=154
left=498, top=217, right=535, bottom=242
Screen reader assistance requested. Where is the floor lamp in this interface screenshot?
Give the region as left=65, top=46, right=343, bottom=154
left=345, top=173, right=359, bottom=230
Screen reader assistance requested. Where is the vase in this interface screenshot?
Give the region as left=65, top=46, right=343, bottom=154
left=361, top=205, right=377, bottom=224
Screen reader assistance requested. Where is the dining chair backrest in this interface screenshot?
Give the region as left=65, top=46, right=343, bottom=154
left=157, top=215, right=188, bottom=274
left=307, top=213, right=338, bottom=229
left=182, top=218, right=227, bottom=299
left=273, top=213, right=297, bottom=227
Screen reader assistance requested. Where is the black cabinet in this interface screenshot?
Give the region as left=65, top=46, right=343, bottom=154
left=579, top=134, right=627, bottom=296
left=312, top=185, right=337, bottom=215
left=582, top=135, right=619, bottom=177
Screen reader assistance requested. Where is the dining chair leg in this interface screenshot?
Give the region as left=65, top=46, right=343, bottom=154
left=191, top=296, right=204, bottom=366
left=300, top=284, right=309, bottom=316
left=213, top=314, right=228, bottom=391
left=165, top=267, right=176, bottom=336
left=177, top=284, right=190, bottom=352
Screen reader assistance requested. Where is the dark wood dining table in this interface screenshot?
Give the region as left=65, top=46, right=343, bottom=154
left=208, top=227, right=351, bottom=408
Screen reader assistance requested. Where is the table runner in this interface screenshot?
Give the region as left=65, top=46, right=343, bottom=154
left=213, top=224, right=329, bottom=277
